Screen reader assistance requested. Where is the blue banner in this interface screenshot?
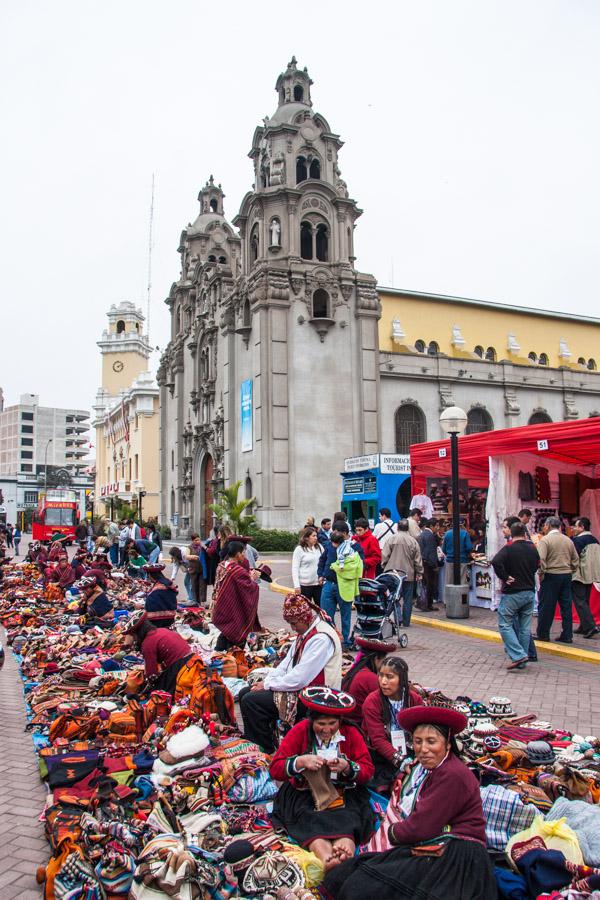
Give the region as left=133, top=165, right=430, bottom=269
left=240, top=379, right=253, bottom=452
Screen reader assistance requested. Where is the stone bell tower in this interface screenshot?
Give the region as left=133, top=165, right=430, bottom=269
left=217, top=58, right=381, bottom=527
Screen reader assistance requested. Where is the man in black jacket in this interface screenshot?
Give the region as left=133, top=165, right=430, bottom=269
left=491, top=522, right=540, bottom=670
left=417, top=518, right=440, bottom=611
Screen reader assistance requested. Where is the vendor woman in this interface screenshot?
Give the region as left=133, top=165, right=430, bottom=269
left=270, top=686, right=375, bottom=873
left=143, top=563, right=178, bottom=628
left=341, top=636, right=398, bottom=723
left=361, top=655, right=421, bottom=793
left=77, top=575, right=114, bottom=629
left=323, top=706, right=496, bottom=900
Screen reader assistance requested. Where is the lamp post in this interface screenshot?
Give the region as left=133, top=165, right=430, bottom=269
left=43, top=438, right=53, bottom=494
left=439, top=406, right=468, bottom=586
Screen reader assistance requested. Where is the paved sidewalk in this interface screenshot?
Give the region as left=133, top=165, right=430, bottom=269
left=0, top=627, right=48, bottom=899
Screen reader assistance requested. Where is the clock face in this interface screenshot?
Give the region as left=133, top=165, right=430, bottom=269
left=112, top=360, right=124, bottom=373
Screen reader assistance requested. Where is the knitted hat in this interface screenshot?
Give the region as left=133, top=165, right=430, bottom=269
left=124, top=610, right=148, bottom=634
left=223, top=838, right=256, bottom=878
left=355, top=636, right=398, bottom=655
left=526, top=740, right=555, bottom=765
left=488, top=696, right=514, bottom=718
left=397, top=705, right=468, bottom=736
left=283, top=594, right=316, bottom=625
left=299, top=686, right=356, bottom=716
left=75, top=575, right=97, bottom=591
left=469, top=721, right=499, bottom=755
left=143, top=564, right=165, bottom=576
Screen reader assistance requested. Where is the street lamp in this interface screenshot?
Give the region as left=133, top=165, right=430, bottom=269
left=43, top=439, right=53, bottom=494
left=439, top=406, right=468, bottom=587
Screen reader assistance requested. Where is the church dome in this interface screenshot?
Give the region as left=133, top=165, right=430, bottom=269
left=187, top=176, right=234, bottom=236
left=267, top=100, right=310, bottom=127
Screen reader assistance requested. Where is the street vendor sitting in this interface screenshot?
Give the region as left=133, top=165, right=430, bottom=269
left=323, top=705, right=496, bottom=900
left=341, top=635, right=398, bottom=723
left=143, top=563, right=178, bottom=628
left=44, top=552, right=79, bottom=592
left=48, top=532, right=69, bottom=561
left=239, top=593, right=342, bottom=753
left=77, top=574, right=114, bottom=629
left=270, top=686, right=375, bottom=872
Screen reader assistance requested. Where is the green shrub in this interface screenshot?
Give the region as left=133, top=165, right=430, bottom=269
left=248, top=527, right=299, bottom=552
left=158, top=524, right=172, bottom=540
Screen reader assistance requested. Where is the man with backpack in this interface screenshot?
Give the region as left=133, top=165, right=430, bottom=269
left=373, top=508, right=397, bottom=553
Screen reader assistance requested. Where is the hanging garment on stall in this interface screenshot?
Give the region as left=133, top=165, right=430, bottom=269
left=535, top=467, right=551, bottom=503
left=518, top=472, right=535, bottom=502
left=580, top=489, right=600, bottom=544
left=409, top=494, right=434, bottom=518
left=559, top=474, right=579, bottom=516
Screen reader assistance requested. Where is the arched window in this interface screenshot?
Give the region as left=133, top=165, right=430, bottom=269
left=208, top=254, right=216, bottom=263
left=293, top=84, right=304, bottom=102
left=538, top=353, right=549, bottom=366
left=309, top=158, right=321, bottom=179
left=170, top=489, right=175, bottom=519
left=116, top=319, right=126, bottom=334
left=528, top=351, right=537, bottom=363
left=218, top=255, right=227, bottom=264
left=578, top=357, right=586, bottom=366
left=300, top=220, right=312, bottom=259
left=529, top=411, right=552, bottom=425
left=316, top=223, right=328, bottom=261
left=466, top=407, right=494, bottom=435
left=312, top=289, right=329, bottom=319
left=296, top=156, right=308, bottom=184
left=474, top=345, right=484, bottom=358
left=209, top=198, right=218, bottom=212
left=250, top=225, right=259, bottom=263
left=245, top=475, right=253, bottom=499
left=415, top=339, right=426, bottom=353
left=588, top=358, right=597, bottom=371
left=395, top=404, right=426, bottom=453
left=242, top=299, right=251, bottom=327
left=485, top=346, right=497, bottom=362
left=427, top=341, right=439, bottom=356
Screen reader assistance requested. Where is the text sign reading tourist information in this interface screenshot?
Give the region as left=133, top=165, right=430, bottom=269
left=343, top=454, right=379, bottom=472
left=240, top=379, right=253, bottom=453
left=379, top=454, right=411, bottom=474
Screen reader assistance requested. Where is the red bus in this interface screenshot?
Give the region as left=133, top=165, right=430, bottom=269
left=32, top=490, right=80, bottom=544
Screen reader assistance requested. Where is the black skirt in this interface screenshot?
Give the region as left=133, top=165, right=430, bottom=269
left=322, top=837, right=497, bottom=900
left=272, top=781, right=375, bottom=848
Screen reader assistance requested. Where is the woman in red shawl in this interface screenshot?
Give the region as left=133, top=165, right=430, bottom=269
left=45, top=552, right=79, bottom=592
left=211, top=540, right=261, bottom=651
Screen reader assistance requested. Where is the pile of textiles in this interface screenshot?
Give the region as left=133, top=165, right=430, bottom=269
left=3, top=557, right=600, bottom=899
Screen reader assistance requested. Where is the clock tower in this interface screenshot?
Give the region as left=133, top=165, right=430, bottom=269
left=98, top=301, right=151, bottom=396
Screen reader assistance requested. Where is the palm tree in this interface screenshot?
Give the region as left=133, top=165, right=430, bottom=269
left=208, top=480, right=256, bottom=531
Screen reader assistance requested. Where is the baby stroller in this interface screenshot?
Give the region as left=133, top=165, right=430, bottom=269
left=352, top=571, right=408, bottom=648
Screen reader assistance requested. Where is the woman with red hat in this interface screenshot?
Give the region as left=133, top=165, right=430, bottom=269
left=341, top=636, right=399, bottom=723
left=270, top=686, right=375, bottom=874
left=44, top=552, right=79, bottom=592
left=323, top=705, right=495, bottom=900
left=76, top=575, right=114, bottom=629
left=211, top=540, right=261, bottom=651
left=360, top=655, right=421, bottom=794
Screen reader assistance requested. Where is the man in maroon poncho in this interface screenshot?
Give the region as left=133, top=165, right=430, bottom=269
left=45, top=552, right=79, bottom=592
left=211, top=539, right=261, bottom=651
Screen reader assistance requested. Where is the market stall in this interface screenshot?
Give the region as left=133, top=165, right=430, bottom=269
left=410, top=418, right=600, bottom=618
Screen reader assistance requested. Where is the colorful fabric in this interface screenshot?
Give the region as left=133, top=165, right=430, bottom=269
left=211, top=558, right=260, bottom=644
left=480, top=784, right=538, bottom=850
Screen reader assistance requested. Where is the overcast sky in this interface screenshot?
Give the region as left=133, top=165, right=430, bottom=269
left=1, top=1, right=599, bottom=415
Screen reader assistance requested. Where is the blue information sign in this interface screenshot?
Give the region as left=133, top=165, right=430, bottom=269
left=240, top=379, right=253, bottom=452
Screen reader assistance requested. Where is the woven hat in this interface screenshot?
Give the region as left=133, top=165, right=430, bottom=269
left=243, top=851, right=304, bottom=894
left=397, top=705, right=468, bottom=736
left=355, top=636, right=398, bottom=654
left=142, top=563, right=165, bottom=576
left=470, top=721, right=499, bottom=755
left=488, top=696, right=514, bottom=718
left=124, top=610, right=148, bottom=634
left=526, top=740, right=555, bottom=765
left=299, top=686, right=356, bottom=716
left=483, top=735, right=502, bottom=753
left=75, top=575, right=97, bottom=590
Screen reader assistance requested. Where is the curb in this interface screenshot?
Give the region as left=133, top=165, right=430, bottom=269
left=268, top=579, right=600, bottom=666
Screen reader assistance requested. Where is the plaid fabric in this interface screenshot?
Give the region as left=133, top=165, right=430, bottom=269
left=480, top=784, right=538, bottom=850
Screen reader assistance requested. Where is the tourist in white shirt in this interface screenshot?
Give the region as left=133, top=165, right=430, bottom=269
left=373, top=508, right=398, bottom=552
left=291, top=527, right=323, bottom=606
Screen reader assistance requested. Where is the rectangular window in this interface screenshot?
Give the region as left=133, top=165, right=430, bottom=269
left=21, top=412, right=34, bottom=421
left=66, top=416, right=73, bottom=422
left=135, top=454, right=139, bottom=480
left=21, top=450, right=33, bottom=459
left=45, top=507, right=75, bottom=526
left=24, top=491, right=38, bottom=503
left=128, top=459, right=132, bottom=480
left=21, top=464, right=33, bottom=472
left=107, top=466, right=110, bottom=482
left=121, top=461, right=125, bottom=477
left=21, top=438, right=33, bottom=446
left=21, top=425, right=33, bottom=434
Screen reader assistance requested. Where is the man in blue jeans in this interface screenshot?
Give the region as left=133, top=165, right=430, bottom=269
left=491, top=521, right=540, bottom=670
left=318, top=524, right=364, bottom=649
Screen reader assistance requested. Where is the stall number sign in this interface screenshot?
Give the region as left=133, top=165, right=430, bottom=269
left=344, top=476, right=365, bottom=495
left=379, top=454, right=411, bottom=474
left=438, top=448, right=447, bottom=458
left=537, top=440, right=549, bottom=451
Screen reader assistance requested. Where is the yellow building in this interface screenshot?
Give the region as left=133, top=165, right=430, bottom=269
left=92, top=302, right=159, bottom=520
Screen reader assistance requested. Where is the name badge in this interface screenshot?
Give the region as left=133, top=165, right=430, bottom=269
left=391, top=729, right=407, bottom=756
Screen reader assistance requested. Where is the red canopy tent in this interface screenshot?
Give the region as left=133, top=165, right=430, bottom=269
left=410, top=417, right=600, bottom=493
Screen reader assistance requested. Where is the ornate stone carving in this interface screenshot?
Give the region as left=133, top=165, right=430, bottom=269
left=504, top=388, right=520, bottom=416
left=439, top=387, right=456, bottom=410
left=563, top=392, right=579, bottom=420
left=356, top=283, right=380, bottom=312
left=270, top=152, right=286, bottom=186
left=302, top=196, right=328, bottom=213
left=290, top=273, right=304, bottom=296
left=340, top=283, right=353, bottom=302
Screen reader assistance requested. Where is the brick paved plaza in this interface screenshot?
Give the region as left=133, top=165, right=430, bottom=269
left=0, top=550, right=599, bottom=894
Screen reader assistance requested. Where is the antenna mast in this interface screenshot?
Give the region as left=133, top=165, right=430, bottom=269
left=146, top=173, right=155, bottom=342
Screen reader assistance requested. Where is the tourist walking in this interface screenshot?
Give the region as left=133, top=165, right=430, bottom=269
left=291, top=526, right=323, bottom=605
left=571, top=517, right=600, bottom=639
left=12, top=524, right=21, bottom=556
left=491, top=522, right=540, bottom=669
left=536, top=516, right=578, bottom=643
left=417, top=518, right=440, bottom=610
left=381, top=519, right=423, bottom=626
left=372, top=508, right=397, bottom=554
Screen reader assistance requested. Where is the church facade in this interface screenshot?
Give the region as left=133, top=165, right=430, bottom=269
left=158, top=59, right=600, bottom=536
